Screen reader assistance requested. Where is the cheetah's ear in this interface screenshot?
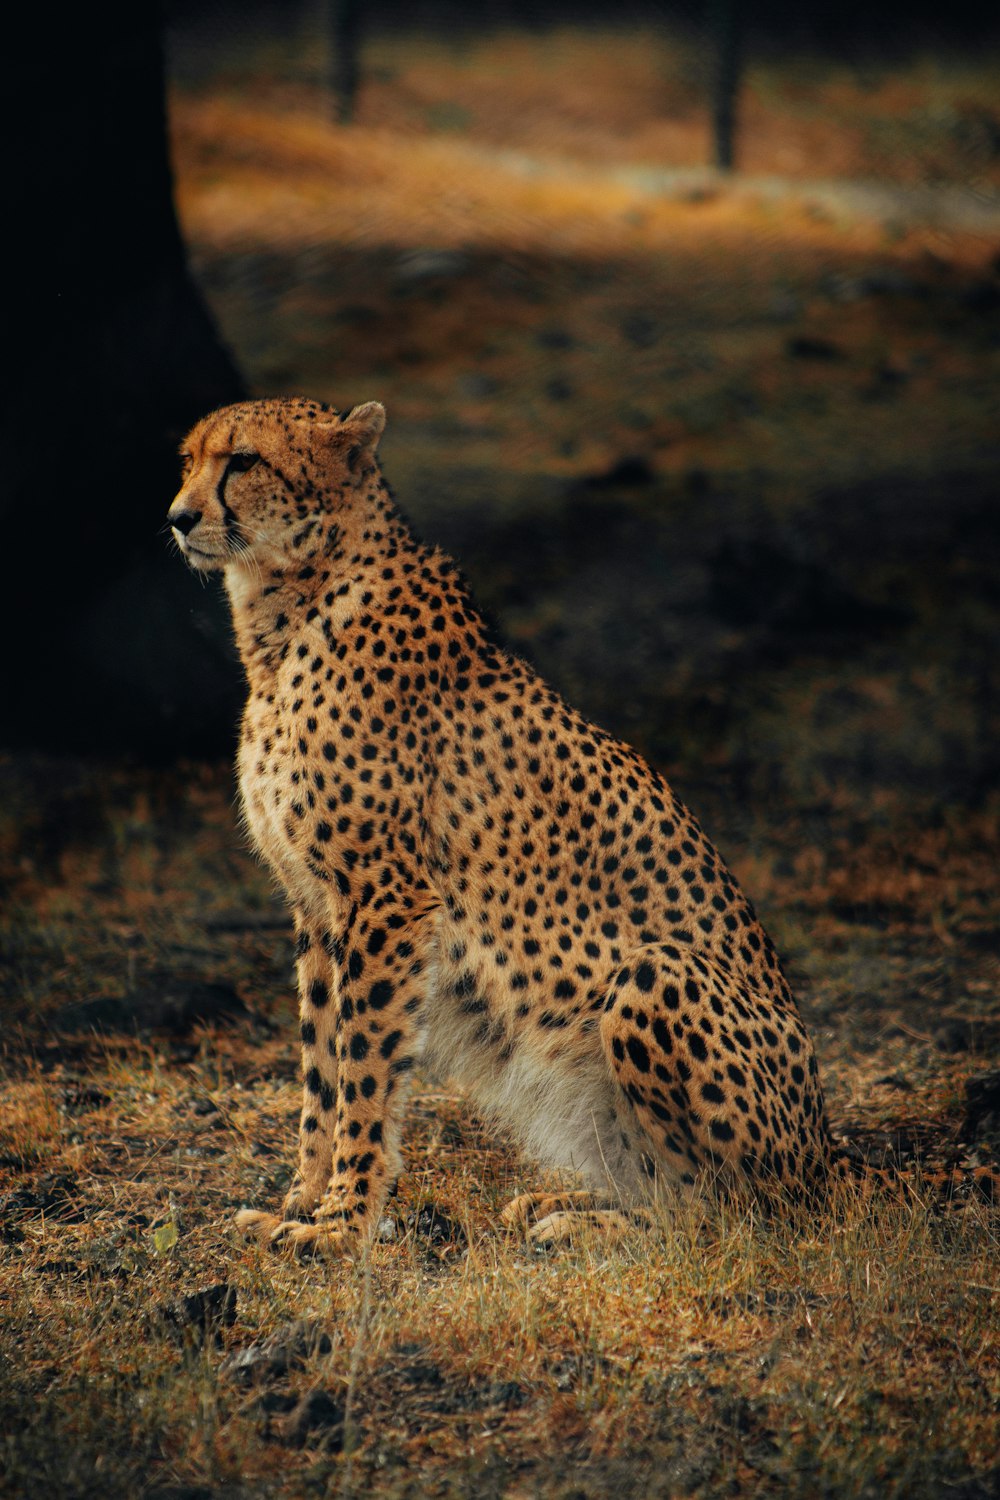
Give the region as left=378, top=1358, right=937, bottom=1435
left=336, top=401, right=386, bottom=453
left=315, top=402, right=386, bottom=482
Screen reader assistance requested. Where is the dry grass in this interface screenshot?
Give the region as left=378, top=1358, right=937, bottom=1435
left=1, top=757, right=998, bottom=1498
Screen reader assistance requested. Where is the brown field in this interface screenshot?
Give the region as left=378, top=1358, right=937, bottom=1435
left=2, top=19, right=999, bottom=1500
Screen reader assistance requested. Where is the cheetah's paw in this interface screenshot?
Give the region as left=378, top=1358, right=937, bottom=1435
left=269, top=1220, right=360, bottom=1260
left=528, top=1209, right=638, bottom=1248
left=235, top=1208, right=288, bottom=1243
left=501, top=1191, right=602, bottom=1230
left=281, top=1185, right=322, bottom=1222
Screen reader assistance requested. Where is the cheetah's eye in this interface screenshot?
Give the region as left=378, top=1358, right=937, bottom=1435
left=228, top=451, right=260, bottom=473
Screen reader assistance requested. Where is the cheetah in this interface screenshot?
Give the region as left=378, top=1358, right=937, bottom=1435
left=166, top=397, right=977, bottom=1256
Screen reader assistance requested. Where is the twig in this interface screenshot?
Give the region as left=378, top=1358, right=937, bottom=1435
left=338, top=1246, right=374, bottom=1498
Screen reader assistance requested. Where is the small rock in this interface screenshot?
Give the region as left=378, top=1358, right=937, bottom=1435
left=964, top=1071, right=1000, bottom=1142
left=271, top=1388, right=344, bottom=1449
left=549, top=1353, right=613, bottom=1391
left=220, top=1319, right=333, bottom=1386
left=61, top=1084, right=111, bottom=1112
left=0, top=1173, right=84, bottom=1233
left=375, top=1213, right=399, bottom=1242
left=482, top=1379, right=527, bottom=1409
left=156, top=1283, right=236, bottom=1346
left=82, top=1231, right=145, bottom=1278
left=406, top=1205, right=466, bottom=1248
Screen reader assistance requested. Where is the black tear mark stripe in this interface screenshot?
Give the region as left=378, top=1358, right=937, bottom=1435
left=216, top=452, right=291, bottom=535
left=216, top=461, right=240, bottom=533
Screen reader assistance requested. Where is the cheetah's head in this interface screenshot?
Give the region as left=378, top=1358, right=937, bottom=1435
left=166, top=397, right=386, bottom=574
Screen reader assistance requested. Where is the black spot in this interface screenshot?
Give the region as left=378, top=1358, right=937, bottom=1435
left=652, top=1017, right=673, bottom=1054
left=380, top=1029, right=403, bottom=1058
left=626, top=1036, right=651, bottom=1073
left=368, top=979, right=394, bottom=1010
left=634, top=961, right=656, bottom=993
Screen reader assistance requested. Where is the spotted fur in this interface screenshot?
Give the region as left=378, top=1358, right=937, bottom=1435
left=167, top=397, right=991, bottom=1255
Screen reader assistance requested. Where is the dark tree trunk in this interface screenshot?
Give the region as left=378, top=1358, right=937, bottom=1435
left=330, top=0, right=362, bottom=124
left=2, top=8, right=246, bottom=757
left=708, top=0, right=744, bottom=172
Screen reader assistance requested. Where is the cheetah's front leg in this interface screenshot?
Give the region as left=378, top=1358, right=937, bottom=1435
left=237, top=913, right=341, bottom=1245
left=271, top=897, right=440, bottom=1259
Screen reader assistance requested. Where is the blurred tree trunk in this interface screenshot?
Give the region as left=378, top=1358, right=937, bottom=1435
left=2, top=9, right=245, bottom=757
left=330, top=0, right=362, bottom=124
left=708, top=0, right=744, bottom=171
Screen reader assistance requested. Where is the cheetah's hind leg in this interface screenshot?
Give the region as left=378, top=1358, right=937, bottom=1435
left=598, top=943, right=829, bottom=1200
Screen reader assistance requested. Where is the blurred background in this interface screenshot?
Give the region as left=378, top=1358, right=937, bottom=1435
left=1, top=0, right=997, bottom=1052
left=5, top=0, right=998, bottom=760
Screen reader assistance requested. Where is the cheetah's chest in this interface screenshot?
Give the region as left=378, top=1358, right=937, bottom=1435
left=237, top=700, right=326, bottom=914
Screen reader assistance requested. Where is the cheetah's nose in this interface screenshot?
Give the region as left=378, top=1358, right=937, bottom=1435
left=170, top=508, right=201, bottom=537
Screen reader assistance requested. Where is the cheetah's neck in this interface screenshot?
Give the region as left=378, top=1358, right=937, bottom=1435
left=223, top=471, right=421, bottom=685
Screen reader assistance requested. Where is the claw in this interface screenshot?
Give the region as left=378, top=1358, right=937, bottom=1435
left=528, top=1209, right=636, bottom=1246
left=267, top=1218, right=312, bottom=1247
left=501, top=1191, right=603, bottom=1230
left=500, top=1193, right=538, bottom=1230
left=277, top=1221, right=358, bottom=1260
